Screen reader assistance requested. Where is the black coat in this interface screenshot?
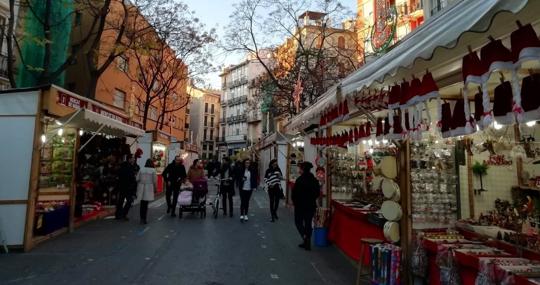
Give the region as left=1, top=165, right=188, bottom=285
left=219, top=163, right=235, bottom=194
left=117, top=161, right=138, bottom=195
left=235, top=165, right=258, bottom=190
left=292, top=172, right=320, bottom=211
left=162, top=162, right=187, bottom=187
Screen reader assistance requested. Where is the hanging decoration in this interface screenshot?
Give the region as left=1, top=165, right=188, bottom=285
left=370, top=0, right=398, bottom=54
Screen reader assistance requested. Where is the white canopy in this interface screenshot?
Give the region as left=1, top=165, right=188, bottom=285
left=287, top=0, right=535, bottom=131
left=58, top=109, right=145, bottom=138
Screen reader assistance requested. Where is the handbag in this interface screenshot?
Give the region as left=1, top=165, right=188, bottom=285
left=278, top=185, right=285, bottom=199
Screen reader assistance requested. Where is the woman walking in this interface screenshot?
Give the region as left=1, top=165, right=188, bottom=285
left=236, top=159, right=258, bottom=222
left=187, top=159, right=206, bottom=183
left=220, top=157, right=235, bottom=217
left=264, top=159, right=283, bottom=222
left=137, top=159, right=157, bottom=224
left=292, top=162, right=320, bottom=251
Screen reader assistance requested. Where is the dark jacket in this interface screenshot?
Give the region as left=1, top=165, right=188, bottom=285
left=292, top=172, right=320, bottom=211
left=236, top=165, right=258, bottom=190
left=219, top=163, right=235, bottom=194
left=162, top=162, right=187, bottom=187
left=117, top=161, right=138, bottom=195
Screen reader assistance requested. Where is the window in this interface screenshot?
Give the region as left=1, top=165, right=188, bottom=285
left=74, top=12, right=82, bottom=26
left=149, top=106, right=158, bottom=120
left=204, top=116, right=208, bottom=126
left=210, top=130, right=214, bottom=140
left=236, top=129, right=240, bottom=135
left=211, top=104, right=215, bottom=114
left=337, top=36, right=345, bottom=49
left=209, top=144, right=214, bottom=151
left=113, top=89, right=126, bottom=109
left=204, top=129, right=207, bottom=140
left=117, top=55, right=128, bottom=72
left=205, top=103, right=208, bottom=113
left=185, top=122, right=189, bottom=129
left=210, top=117, right=214, bottom=126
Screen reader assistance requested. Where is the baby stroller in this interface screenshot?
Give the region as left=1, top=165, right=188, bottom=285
left=178, top=179, right=208, bottom=218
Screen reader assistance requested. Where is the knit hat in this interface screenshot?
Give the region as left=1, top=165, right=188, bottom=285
left=520, top=73, right=540, bottom=122
left=511, top=21, right=540, bottom=66
left=418, top=71, right=439, bottom=102
left=493, top=80, right=515, bottom=125
left=440, top=102, right=452, bottom=138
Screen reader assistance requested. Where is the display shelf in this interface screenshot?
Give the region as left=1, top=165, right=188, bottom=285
left=515, top=185, right=540, bottom=192
left=38, top=187, right=70, bottom=194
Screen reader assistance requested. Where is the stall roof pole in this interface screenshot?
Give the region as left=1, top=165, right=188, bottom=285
left=78, top=124, right=105, bottom=152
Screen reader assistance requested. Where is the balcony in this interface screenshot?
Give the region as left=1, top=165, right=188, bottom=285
left=226, top=114, right=247, bottom=124
left=227, top=95, right=248, bottom=107
left=228, top=77, right=249, bottom=89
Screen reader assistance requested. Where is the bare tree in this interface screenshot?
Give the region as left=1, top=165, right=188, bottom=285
left=125, top=0, right=216, bottom=130
left=224, top=0, right=359, bottom=118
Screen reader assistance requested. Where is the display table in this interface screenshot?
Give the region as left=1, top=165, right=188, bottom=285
left=328, top=200, right=385, bottom=265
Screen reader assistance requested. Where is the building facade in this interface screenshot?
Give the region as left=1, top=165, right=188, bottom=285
left=219, top=54, right=270, bottom=158
left=188, top=86, right=221, bottom=161
left=65, top=0, right=188, bottom=143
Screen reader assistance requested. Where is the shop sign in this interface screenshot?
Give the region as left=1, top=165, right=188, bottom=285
left=57, top=90, right=143, bottom=130
left=57, top=91, right=88, bottom=109
left=91, top=105, right=127, bottom=123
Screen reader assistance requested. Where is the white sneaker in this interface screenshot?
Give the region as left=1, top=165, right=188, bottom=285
left=244, top=216, right=249, bottom=221
left=240, top=215, right=245, bottom=221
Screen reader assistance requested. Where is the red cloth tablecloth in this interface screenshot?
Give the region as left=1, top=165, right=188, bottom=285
left=327, top=200, right=384, bottom=265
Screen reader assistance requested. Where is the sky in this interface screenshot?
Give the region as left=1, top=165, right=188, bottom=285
left=183, top=0, right=358, bottom=88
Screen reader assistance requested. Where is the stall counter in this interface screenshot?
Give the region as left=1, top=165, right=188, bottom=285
left=328, top=200, right=385, bottom=265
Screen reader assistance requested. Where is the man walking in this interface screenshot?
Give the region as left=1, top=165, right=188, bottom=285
left=162, top=155, right=187, bottom=217
left=115, top=155, right=138, bottom=220
left=292, top=162, right=320, bottom=250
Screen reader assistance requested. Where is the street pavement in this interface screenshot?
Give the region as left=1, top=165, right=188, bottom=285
left=0, top=182, right=363, bottom=285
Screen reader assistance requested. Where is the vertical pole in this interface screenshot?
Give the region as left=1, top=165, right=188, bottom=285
left=399, top=140, right=412, bottom=285
left=23, top=93, right=43, bottom=252
left=69, top=129, right=81, bottom=232
left=466, top=138, right=475, bottom=218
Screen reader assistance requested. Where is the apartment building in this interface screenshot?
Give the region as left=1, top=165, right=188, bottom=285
left=219, top=54, right=270, bottom=158
left=188, top=86, right=221, bottom=160
left=65, top=0, right=188, bottom=142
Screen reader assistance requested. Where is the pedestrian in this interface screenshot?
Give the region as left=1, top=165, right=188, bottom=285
left=264, top=159, right=283, bottom=222
left=236, top=158, right=258, bottom=222
left=187, top=159, right=206, bottom=183
left=219, top=157, right=235, bottom=217
left=115, top=154, right=138, bottom=221
left=137, top=159, right=157, bottom=224
left=292, top=162, right=320, bottom=251
left=162, top=155, right=187, bottom=217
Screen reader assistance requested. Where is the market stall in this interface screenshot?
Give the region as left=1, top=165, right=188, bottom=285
left=282, top=1, right=540, bottom=284
left=0, top=85, right=144, bottom=251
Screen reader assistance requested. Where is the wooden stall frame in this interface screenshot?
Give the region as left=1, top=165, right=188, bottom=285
left=23, top=93, right=43, bottom=252
left=399, top=139, right=412, bottom=285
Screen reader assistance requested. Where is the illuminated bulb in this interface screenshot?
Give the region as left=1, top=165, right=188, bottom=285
left=61, top=138, right=65, bottom=143
left=435, top=140, right=439, bottom=144
left=369, top=148, right=374, bottom=154
left=526, top=121, right=536, bottom=127
left=79, top=129, right=84, bottom=136
left=57, top=128, right=64, bottom=136
left=382, top=139, right=389, bottom=144
left=41, top=134, right=47, bottom=143
left=493, top=121, right=503, bottom=130
left=362, top=140, right=367, bottom=145
left=55, top=120, right=62, bottom=126
left=476, top=125, right=480, bottom=131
